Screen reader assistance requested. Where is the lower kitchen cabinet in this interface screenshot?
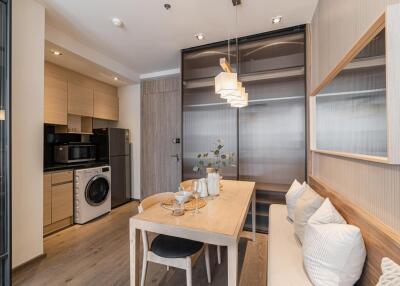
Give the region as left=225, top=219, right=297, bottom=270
left=43, top=170, right=73, bottom=236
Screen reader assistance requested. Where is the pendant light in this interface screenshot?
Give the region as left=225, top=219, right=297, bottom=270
left=214, top=0, right=248, bottom=108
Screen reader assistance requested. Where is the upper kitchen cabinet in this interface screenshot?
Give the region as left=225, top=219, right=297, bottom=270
left=93, top=90, right=119, bottom=121
left=44, top=75, right=68, bottom=125
left=44, top=62, right=119, bottom=124
left=68, top=82, right=94, bottom=117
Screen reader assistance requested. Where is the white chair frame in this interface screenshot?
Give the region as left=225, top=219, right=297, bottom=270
left=138, top=192, right=211, bottom=286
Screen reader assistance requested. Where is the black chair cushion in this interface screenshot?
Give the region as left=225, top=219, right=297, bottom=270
left=150, top=234, right=204, bottom=258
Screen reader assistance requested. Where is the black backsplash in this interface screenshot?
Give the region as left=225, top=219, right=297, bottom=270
left=43, top=125, right=83, bottom=167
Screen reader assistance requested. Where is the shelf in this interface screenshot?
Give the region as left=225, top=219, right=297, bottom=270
left=256, top=196, right=286, bottom=205
left=344, top=55, right=385, bottom=71
left=255, top=182, right=290, bottom=193
left=183, top=66, right=304, bottom=89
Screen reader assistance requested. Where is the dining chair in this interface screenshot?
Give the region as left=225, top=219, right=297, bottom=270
left=180, top=180, right=222, bottom=265
left=138, top=192, right=211, bottom=286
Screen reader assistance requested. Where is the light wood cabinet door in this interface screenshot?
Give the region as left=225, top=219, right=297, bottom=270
left=45, top=76, right=68, bottom=125
left=43, top=174, right=52, bottom=227
left=68, top=83, right=94, bottom=117
left=51, top=182, right=73, bottom=222
left=51, top=170, right=73, bottom=185
left=93, top=90, right=119, bottom=121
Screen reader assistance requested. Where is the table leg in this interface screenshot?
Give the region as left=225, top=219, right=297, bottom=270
left=252, top=190, right=256, bottom=241
left=130, top=225, right=140, bottom=286
left=227, top=242, right=238, bottom=286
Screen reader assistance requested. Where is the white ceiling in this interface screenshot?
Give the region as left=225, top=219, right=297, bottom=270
left=42, top=0, right=318, bottom=77
left=45, top=41, right=133, bottom=87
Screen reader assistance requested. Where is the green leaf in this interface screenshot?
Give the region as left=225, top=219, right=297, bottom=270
left=197, top=153, right=202, bottom=158
left=221, top=154, right=226, bottom=159
left=203, top=153, right=208, bottom=157
left=214, top=150, right=219, bottom=155
left=217, top=144, right=223, bottom=150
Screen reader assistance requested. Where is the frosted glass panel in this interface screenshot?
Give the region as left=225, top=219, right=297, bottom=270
left=316, top=29, right=387, bottom=157
left=239, top=78, right=306, bottom=184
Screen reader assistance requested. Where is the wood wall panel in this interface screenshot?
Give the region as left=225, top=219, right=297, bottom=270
left=310, top=0, right=400, bottom=91
left=312, top=152, right=400, bottom=232
left=310, top=1, right=400, bottom=235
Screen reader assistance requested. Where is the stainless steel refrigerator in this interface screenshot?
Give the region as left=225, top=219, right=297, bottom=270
left=93, top=128, right=131, bottom=208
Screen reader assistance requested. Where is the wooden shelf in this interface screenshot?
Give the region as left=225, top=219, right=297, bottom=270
left=183, top=66, right=304, bottom=89
left=255, top=182, right=290, bottom=193
left=256, top=196, right=286, bottom=205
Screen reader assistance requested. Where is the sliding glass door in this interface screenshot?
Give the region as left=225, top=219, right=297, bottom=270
left=0, top=0, right=11, bottom=284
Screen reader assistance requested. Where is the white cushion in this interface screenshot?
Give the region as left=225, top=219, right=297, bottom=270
left=303, top=199, right=366, bottom=286
left=285, top=180, right=306, bottom=221
left=308, top=198, right=347, bottom=225
left=377, top=257, right=400, bottom=286
left=268, top=204, right=313, bottom=286
left=293, top=185, right=323, bottom=243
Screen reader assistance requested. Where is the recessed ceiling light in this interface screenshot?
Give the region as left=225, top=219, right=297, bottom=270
left=113, top=76, right=119, bottom=81
left=111, top=17, right=123, bottom=27
left=195, top=33, right=205, bottom=40
left=51, top=50, right=62, bottom=56
left=272, top=16, right=283, bottom=24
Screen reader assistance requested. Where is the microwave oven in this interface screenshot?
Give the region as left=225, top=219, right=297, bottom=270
left=54, top=144, right=96, bottom=163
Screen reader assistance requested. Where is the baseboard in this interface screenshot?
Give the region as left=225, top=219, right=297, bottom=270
left=12, top=253, right=47, bottom=273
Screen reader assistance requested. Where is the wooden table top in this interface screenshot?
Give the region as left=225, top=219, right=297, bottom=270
left=130, top=180, right=255, bottom=242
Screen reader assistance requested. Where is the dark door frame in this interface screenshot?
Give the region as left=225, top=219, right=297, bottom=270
left=1, top=0, right=12, bottom=284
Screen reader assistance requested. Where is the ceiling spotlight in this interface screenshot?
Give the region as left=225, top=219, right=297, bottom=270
left=272, top=16, right=283, bottom=24
left=113, top=76, right=119, bottom=81
left=195, top=33, right=205, bottom=40
left=164, top=3, right=171, bottom=10
left=51, top=50, right=62, bottom=56
left=111, top=17, right=123, bottom=27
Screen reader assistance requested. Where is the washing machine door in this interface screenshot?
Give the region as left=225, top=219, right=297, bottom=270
left=85, top=175, right=110, bottom=206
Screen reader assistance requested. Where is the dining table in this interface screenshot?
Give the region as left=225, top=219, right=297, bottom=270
left=129, top=179, right=256, bottom=286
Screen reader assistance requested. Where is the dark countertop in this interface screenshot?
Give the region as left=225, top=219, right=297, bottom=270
left=44, top=161, right=109, bottom=172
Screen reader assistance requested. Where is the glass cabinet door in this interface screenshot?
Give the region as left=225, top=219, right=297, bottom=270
left=0, top=0, right=10, bottom=284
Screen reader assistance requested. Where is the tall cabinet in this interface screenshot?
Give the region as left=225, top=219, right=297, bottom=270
left=182, top=26, right=307, bottom=233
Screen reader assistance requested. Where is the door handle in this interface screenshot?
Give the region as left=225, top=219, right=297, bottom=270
left=170, top=154, right=180, bottom=162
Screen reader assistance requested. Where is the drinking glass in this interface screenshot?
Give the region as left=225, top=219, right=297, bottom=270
left=191, top=180, right=200, bottom=214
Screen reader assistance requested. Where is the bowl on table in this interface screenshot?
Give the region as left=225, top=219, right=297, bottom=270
left=175, top=191, right=193, bottom=203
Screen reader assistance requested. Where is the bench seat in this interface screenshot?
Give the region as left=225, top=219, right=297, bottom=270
left=268, top=204, right=312, bottom=286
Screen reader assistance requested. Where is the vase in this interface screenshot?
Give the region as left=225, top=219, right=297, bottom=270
left=207, top=168, right=220, bottom=197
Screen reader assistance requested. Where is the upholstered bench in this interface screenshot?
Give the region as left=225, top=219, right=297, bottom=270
left=267, top=204, right=312, bottom=286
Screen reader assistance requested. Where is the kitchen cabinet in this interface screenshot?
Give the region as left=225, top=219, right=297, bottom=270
left=44, top=76, right=68, bottom=125
left=68, top=82, right=94, bottom=117
left=94, top=90, right=119, bottom=121
left=43, top=170, right=73, bottom=236
left=43, top=174, right=52, bottom=227
left=44, top=62, right=119, bottom=127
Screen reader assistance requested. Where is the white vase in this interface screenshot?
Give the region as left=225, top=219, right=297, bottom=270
left=207, top=170, right=220, bottom=197
left=199, top=178, right=208, bottom=198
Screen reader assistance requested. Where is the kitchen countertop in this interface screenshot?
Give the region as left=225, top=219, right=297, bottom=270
left=44, top=161, right=109, bottom=172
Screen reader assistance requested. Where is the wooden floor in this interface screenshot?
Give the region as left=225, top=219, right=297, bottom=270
left=12, top=201, right=267, bottom=286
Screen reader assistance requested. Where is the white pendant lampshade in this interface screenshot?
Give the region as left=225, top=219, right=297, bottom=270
left=215, top=72, right=237, bottom=96
left=228, top=85, right=246, bottom=103
left=230, top=91, right=248, bottom=108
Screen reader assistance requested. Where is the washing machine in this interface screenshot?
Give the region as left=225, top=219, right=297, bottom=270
left=74, top=165, right=111, bottom=224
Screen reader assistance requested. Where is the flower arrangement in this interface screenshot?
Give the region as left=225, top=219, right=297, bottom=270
left=192, top=139, right=235, bottom=174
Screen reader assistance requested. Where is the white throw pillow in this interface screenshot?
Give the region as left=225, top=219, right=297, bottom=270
left=377, top=257, right=400, bottom=286
left=303, top=199, right=366, bottom=286
left=308, top=198, right=347, bottom=225
left=293, top=185, right=323, bottom=243
left=285, top=179, right=306, bottom=221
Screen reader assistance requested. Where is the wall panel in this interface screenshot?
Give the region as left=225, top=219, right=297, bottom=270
left=313, top=152, right=400, bottom=232
left=310, top=0, right=400, bottom=233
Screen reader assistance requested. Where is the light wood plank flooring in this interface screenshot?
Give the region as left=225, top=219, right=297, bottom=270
left=13, top=201, right=267, bottom=286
